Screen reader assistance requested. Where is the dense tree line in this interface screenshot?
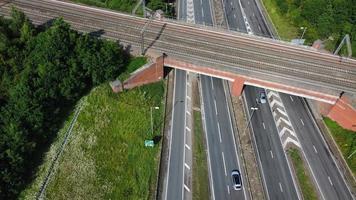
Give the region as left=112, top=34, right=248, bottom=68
left=274, top=0, right=356, bottom=56
left=0, top=8, right=128, bottom=198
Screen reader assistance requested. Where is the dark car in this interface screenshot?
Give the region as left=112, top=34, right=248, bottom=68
left=231, top=170, right=242, bottom=190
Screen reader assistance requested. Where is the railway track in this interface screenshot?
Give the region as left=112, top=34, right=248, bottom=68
left=1, top=0, right=356, bottom=94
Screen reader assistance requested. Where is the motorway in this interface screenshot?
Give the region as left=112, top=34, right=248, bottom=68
left=237, top=0, right=354, bottom=199
left=221, top=1, right=299, bottom=199
left=1, top=0, right=356, bottom=95
left=281, top=93, right=353, bottom=200
left=193, top=0, right=247, bottom=199
left=165, top=70, right=186, bottom=200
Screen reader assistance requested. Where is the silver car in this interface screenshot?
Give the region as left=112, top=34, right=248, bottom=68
left=259, top=92, right=267, bottom=104
left=231, top=170, right=242, bottom=190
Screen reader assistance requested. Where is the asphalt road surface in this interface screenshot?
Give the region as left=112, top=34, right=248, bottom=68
left=238, top=0, right=354, bottom=199
left=201, top=76, right=247, bottom=199
left=165, top=70, right=187, bottom=200
left=244, top=86, right=299, bottom=199
left=281, top=94, right=353, bottom=200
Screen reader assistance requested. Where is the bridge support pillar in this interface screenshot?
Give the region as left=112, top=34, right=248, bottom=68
left=123, top=55, right=164, bottom=89
left=231, top=77, right=245, bottom=96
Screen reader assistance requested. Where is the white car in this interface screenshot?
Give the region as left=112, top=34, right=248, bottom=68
left=231, top=170, right=242, bottom=190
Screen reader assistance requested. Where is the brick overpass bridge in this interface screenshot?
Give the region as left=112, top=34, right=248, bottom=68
left=1, top=0, right=355, bottom=130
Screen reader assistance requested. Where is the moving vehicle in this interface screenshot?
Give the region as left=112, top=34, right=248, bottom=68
left=231, top=170, right=242, bottom=190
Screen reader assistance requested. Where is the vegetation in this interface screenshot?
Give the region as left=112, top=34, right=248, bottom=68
left=0, top=8, right=130, bottom=199
left=262, top=0, right=356, bottom=57
left=324, top=117, right=356, bottom=175
left=192, top=111, right=209, bottom=200
left=21, top=80, right=165, bottom=199
left=288, top=148, right=318, bottom=200
left=72, top=0, right=166, bottom=15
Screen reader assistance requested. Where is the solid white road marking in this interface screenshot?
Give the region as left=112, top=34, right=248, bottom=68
left=279, top=182, right=283, bottom=192
left=217, top=122, right=222, bottom=143
left=276, top=117, right=292, bottom=127
left=186, top=127, right=191, bottom=132
left=222, top=152, right=227, bottom=176
left=185, top=144, right=191, bottom=150
left=211, top=77, right=214, bottom=90
left=186, top=110, right=191, bottom=115
left=270, top=150, right=274, bottom=158
left=328, top=176, right=333, bottom=186
left=300, top=119, right=304, bottom=126
left=185, top=163, right=190, bottom=170
left=290, top=96, right=294, bottom=102
left=227, top=185, right=230, bottom=194
left=262, top=122, right=266, bottom=129
left=184, top=184, right=191, bottom=192
left=214, top=99, right=218, bottom=115
left=313, top=145, right=318, bottom=153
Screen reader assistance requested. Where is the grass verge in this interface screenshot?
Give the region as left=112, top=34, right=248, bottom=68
left=261, top=0, right=298, bottom=40
left=288, top=148, right=318, bottom=200
left=324, top=117, right=356, bottom=176
left=192, top=110, right=210, bottom=200
left=20, top=58, right=165, bottom=199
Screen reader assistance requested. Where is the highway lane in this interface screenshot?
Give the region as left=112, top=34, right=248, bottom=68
left=165, top=69, right=186, bottom=200
left=238, top=0, right=354, bottom=199
left=223, top=1, right=300, bottom=199
left=244, top=86, right=299, bottom=199
left=222, top=0, right=246, bottom=31
left=193, top=0, right=247, bottom=198
left=281, top=94, right=353, bottom=200
left=201, top=76, right=246, bottom=199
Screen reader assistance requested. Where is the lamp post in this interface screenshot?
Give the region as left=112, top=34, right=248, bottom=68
left=151, top=106, right=160, bottom=134
left=300, top=27, right=307, bottom=40
left=242, top=107, right=259, bottom=135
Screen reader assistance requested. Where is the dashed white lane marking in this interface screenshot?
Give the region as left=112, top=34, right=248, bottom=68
left=234, top=14, right=236, bottom=18
left=186, top=110, right=191, bottom=115
left=313, top=145, right=318, bottom=153
left=227, top=185, right=230, bottom=194
left=300, top=119, right=304, bottom=126
left=231, top=1, right=233, bottom=5
left=214, top=99, right=218, bottom=115
left=186, top=127, right=191, bottom=132
left=217, top=122, right=222, bottom=143
left=184, top=184, right=191, bottom=192
left=185, top=163, right=190, bottom=170
left=185, top=144, right=191, bottom=150
left=262, top=122, right=266, bottom=129
left=328, top=176, right=333, bottom=186
left=248, top=1, right=250, bottom=4
left=222, top=152, right=227, bottom=176
left=258, top=25, right=261, bottom=31
left=279, top=182, right=283, bottom=192
left=290, top=96, right=294, bottom=102
left=211, top=78, right=214, bottom=90
left=270, top=150, right=274, bottom=159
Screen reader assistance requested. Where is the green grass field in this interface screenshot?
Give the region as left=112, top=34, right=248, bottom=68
left=20, top=58, right=165, bottom=199
left=288, top=149, right=318, bottom=200
left=192, top=111, right=209, bottom=200
left=261, top=0, right=298, bottom=40
left=324, top=117, right=356, bottom=176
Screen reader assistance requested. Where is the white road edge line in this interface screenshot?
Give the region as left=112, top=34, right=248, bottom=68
left=200, top=76, right=216, bottom=200
left=223, top=81, right=248, bottom=198
left=181, top=72, right=188, bottom=200
left=164, top=70, right=177, bottom=200
left=222, top=151, right=227, bottom=176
